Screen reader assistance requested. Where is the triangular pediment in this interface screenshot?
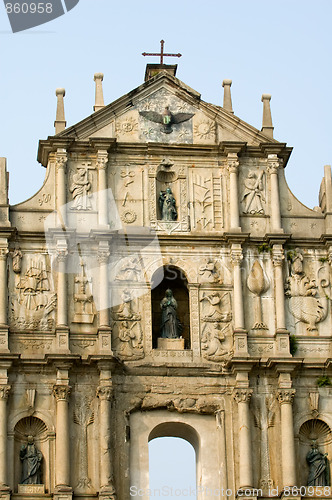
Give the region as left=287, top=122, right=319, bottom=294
left=55, top=71, right=279, bottom=146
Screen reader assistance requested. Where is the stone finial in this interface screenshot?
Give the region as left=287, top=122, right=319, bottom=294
left=94, top=72, right=105, bottom=112
left=54, top=88, right=66, bottom=134
left=261, top=94, right=274, bottom=138
left=222, top=79, right=233, bottom=113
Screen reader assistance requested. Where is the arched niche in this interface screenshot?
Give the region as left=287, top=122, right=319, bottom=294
left=151, top=265, right=190, bottom=348
left=297, top=418, right=332, bottom=488
left=13, top=416, right=52, bottom=493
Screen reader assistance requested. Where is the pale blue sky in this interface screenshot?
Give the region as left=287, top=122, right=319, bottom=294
left=0, top=1, right=331, bottom=495
left=0, top=0, right=331, bottom=207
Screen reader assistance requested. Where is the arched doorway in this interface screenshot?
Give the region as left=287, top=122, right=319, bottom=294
left=149, top=437, right=196, bottom=497
left=149, top=422, right=198, bottom=498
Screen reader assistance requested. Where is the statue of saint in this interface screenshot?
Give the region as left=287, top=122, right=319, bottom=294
left=20, top=435, right=42, bottom=484
left=70, top=167, right=92, bottom=210
left=306, top=441, right=330, bottom=486
left=242, top=171, right=265, bottom=214
left=159, top=187, right=177, bottom=221
left=160, top=289, right=183, bottom=339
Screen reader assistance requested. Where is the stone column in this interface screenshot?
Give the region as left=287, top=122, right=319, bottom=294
left=0, top=385, right=10, bottom=488
left=216, top=409, right=228, bottom=493
left=53, top=384, right=72, bottom=490
left=277, top=389, right=296, bottom=488
left=94, top=73, right=105, bottom=112
left=97, top=242, right=110, bottom=329
left=272, top=245, right=286, bottom=332
left=233, top=388, right=253, bottom=489
left=56, top=246, right=69, bottom=351
left=227, top=153, right=241, bottom=230
left=267, top=155, right=282, bottom=232
left=96, top=385, right=116, bottom=499
left=55, top=150, right=68, bottom=227
left=0, top=249, right=8, bottom=327
left=230, top=244, right=244, bottom=331
left=96, top=150, right=109, bottom=227
left=272, top=244, right=290, bottom=355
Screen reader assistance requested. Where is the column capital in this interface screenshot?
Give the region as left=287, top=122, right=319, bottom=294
left=55, top=151, right=68, bottom=171
left=230, top=246, right=243, bottom=266
left=0, top=249, right=8, bottom=261
left=96, top=150, right=109, bottom=170
left=53, top=384, right=71, bottom=402
left=97, top=242, right=110, bottom=264
left=56, top=248, right=68, bottom=263
left=277, top=388, right=295, bottom=404
left=96, top=385, right=113, bottom=401
left=233, top=388, right=253, bottom=403
left=267, top=154, right=282, bottom=174
left=0, top=385, right=10, bottom=400
left=272, top=245, right=284, bottom=267
left=227, top=152, right=239, bottom=174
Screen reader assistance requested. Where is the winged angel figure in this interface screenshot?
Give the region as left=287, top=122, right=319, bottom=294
left=139, top=106, right=194, bottom=134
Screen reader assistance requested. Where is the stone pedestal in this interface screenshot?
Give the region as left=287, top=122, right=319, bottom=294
left=157, top=338, right=185, bottom=350
left=18, top=484, right=45, bottom=494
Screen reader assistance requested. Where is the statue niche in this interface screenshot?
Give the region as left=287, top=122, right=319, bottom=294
left=151, top=266, right=190, bottom=349
left=14, top=416, right=48, bottom=492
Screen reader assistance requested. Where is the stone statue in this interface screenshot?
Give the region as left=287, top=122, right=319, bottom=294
left=159, top=187, right=177, bottom=221
left=12, top=247, right=22, bottom=274
left=20, top=435, right=42, bottom=484
left=242, top=171, right=265, bottom=214
left=160, top=289, right=183, bottom=339
left=306, top=442, right=330, bottom=486
left=70, top=167, right=92, bottom=210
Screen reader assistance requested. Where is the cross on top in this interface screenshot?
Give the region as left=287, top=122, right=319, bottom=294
left=142, top=40, right=182, bottom=65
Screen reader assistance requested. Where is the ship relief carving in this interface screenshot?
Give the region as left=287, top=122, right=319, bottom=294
left=285, top=249, right=329, bottom=333
left=10, top=255, right=56, bottom=331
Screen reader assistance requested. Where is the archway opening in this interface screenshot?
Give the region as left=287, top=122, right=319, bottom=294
left=151, top=265, right=190, bottom=348
left=149, top=436, right=196, bottom=498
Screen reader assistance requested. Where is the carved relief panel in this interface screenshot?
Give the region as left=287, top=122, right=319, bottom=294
left=199, top=288, right=233, bottom=362
left=285, top=248, right=330, bottom=336
left=9, top=253, right=56, bottom=332
left=189, top=167, right=224, bottom=231
left=111, top=163, right=144, bottom=226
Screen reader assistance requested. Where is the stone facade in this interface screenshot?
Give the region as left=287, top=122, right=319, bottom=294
left=0, top=64, right=331, bottom=500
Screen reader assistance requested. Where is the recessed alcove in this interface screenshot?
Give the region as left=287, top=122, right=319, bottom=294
left=151, top=266, right=190, bottom=349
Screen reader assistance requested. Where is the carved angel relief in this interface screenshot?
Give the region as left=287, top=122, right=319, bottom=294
left=285, top=249, right=328, bottom=333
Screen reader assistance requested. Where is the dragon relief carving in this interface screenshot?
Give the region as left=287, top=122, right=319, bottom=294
left=285, top=249, right=329, bottom=333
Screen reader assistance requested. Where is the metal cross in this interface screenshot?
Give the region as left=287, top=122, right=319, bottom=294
left=142, top=40, right=181, bottom=65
